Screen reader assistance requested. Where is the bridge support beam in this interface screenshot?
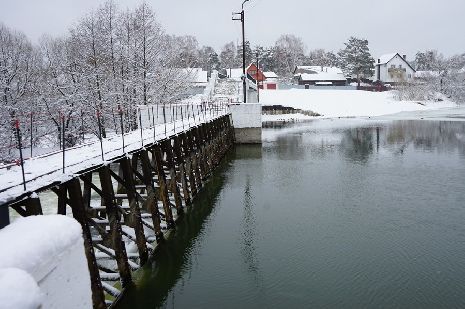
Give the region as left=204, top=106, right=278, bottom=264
left=2, top=114, right=235, bottom=308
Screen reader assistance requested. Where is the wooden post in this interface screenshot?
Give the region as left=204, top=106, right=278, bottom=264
left=173, top=135, right=191, bottom=207
left=57, top=186, right=67, bottom=215
left=181, top=132, right=197, bottom=195
left=98, top=166, right=132, bottom=287
left=152, top=145, right=175, bottom=229
left=0, top=206, right=10, bottom=229
left=119, top=157, right=149, bottom=265
left=25, top=195, right=43, bottom=216
left=66, top=178, right=106, bottom=309
left=140, top=151, right=164, bottom=241
left=161, top=140, right=183, bottom=215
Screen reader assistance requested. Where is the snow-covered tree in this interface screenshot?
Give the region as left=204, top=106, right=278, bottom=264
left=198, top=46, right=220, bottom=75
left=414, top=50, right=445, bottom=71
left=1, top=1, right=195, bottom=162
left=274, top=34, right=306, bottom=76
left=253, top=45, right=276, bottom=72
left=338, top=37, right=374, bottom=85
left=306, top=49, right=338, bottom=67
left=220, top=42, right=236, bottom=69
left=0, top=23, right=40, bottom=160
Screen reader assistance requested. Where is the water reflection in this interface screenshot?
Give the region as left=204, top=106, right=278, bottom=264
left=292, top=120, right=465, bottom=163
left=340, top=128, right=375, bottom=164
left=116, top=119, right=465, bottom=309
left=240, top=176, right=261, bottom=284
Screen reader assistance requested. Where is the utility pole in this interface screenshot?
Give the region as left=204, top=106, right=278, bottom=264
left=233, top=0, right=251, bottom=103
left=256, top=51, right=260, bottom=103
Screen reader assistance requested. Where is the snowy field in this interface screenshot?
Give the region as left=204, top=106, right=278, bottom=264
left=261, top=89, right=457, bottom=121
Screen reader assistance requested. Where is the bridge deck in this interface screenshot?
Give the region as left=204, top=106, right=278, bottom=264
left=0, top=110, right=229, bottom=206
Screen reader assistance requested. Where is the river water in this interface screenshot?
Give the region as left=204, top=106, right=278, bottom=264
left=117, top=118, right=465, bottom=308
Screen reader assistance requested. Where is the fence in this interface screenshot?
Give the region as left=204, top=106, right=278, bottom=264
left=0, top=101, right=230, bottom=193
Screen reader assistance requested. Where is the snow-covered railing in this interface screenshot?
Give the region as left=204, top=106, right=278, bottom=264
left=0, top=102, right=231, bottom=207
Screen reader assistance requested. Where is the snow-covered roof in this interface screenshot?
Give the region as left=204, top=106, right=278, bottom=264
left=226, top=68, right=244, bottom=80
left=375, top=53, right=416, bottom=72
left=263, top=71, right=278, bottom=79
left=294, top=66, right=346, bottom=81
left=180, top=68, right=208, bottom=84
left=377, top=53, right=398, bottom=65
left=295, top=66, right=343, bottom=75
left=299, top=70, right=346, bottom=82
left=246, top=63, right=256, bottom=71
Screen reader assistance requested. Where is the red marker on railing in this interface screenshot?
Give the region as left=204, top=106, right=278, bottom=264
left=14, top=119, right=27, bottom=191
left=96, top=110, right=104, bottom=161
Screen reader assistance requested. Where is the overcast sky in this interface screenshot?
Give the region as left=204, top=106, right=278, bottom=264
left=1, top=0, right=464, bottom=59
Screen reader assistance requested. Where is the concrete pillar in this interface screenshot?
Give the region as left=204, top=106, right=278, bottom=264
left=230, top=103, right=262, bottom=144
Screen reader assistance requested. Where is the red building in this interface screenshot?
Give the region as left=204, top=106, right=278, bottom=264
left=246, top=63, right=266, bottom=82
left=246, top=63, right=278, bottom=90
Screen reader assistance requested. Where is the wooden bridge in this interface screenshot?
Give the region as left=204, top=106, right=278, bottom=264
left=0, top=107, right=235, bottom=308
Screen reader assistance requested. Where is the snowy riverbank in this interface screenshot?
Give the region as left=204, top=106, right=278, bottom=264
left=261, top=89, right=457, bottom=121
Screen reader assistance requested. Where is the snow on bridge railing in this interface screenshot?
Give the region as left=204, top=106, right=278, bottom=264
left=0, top=102, right=231, bottom=204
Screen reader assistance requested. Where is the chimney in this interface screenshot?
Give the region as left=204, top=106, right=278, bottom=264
left=403, top=55, right=407, bottom=60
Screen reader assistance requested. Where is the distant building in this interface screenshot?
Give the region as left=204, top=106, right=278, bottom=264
left=262, top=71, right=279, bottom=90
left=180, top=68, right=208, bottom=87
left=246, top=63, right=266, bottom=82
left=374, top=53, right=416, bottom=84
left=226, top=65, right=279, bottom=90
left=226, top=68, right=244, bottom=81
left=293, top=66, right=347, bottom=86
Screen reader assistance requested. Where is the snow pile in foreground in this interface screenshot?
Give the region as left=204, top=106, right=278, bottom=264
left=261, top=89, right=456, bottom=120
left=0, top=215, right=91, bottom=309
left=0, top=268, right=42, bottom=309
left=0, top=215, right=82, bottom=273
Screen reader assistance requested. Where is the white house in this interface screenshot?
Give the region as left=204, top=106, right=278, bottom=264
left=226, top=68, right=244, bottom=81
left=374, top=53, right=416, bottom=84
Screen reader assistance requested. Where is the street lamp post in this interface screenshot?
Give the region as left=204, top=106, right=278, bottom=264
left=256, top=51, right=260, bottom=103
left=233, top=0, right=251, bottom=103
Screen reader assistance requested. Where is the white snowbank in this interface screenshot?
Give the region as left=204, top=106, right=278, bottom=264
left=0, top=215, right=82, bottom=274
left=261, top=89, right=456, bottom=119
left=262, top=113, right=315, bottom=122
left=0, top=268, right=42, bottom=309
left=0, top=215, right=92, bottom=309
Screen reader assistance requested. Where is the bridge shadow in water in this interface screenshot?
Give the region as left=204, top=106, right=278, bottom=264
left=115, top=151, right=236, bottom=309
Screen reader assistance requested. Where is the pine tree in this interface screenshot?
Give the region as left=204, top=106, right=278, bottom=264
left=198, top=46, right=220, bottom=74
left=219, top=42, right=236, bottom=69
left=338, top=37, right=374, bottom=85
left=235, top=40, right=253, bottom=68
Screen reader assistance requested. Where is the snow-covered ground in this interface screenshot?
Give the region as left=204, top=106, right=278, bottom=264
left=261, top=89, right=457, bottom=121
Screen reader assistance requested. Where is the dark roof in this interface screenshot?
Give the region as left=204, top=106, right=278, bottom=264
left=377, top=53, right=416, bottom=72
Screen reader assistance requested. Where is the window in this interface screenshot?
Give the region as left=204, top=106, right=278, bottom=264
left=391, top=65, right=395, bottom=69
left=408, top=74, right=411, bottom=78
left=398, top=65, right=402, bottom=69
